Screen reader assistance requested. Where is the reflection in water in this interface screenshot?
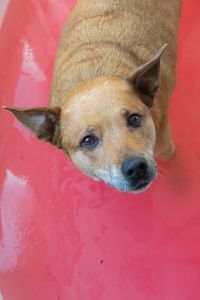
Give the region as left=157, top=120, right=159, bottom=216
left=0, top=294, right=4, bottom=300
left=22, top=40, right=46, bottom=81
left=0, top=0, right=9, bottom=25
left=0, top=170, right=33, bottom=272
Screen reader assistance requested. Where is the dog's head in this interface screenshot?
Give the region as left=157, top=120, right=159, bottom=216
left=5, top=45, right=166, bottom=192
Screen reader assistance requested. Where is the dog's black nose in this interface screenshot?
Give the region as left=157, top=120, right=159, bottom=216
left=121, top=158, right=148, bottom=180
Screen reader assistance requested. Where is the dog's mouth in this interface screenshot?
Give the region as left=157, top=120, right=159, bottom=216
left=132, top=180, right=152, bottom=192
left=105, top=177, right=154, bottom=193
left=122, top=173, right=156, bottom=193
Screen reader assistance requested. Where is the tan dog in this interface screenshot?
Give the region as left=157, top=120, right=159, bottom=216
left=4, top=0, right=182, bottom=192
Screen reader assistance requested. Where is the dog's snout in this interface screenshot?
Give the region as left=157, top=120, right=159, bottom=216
left=121, top=158, right=148, bottom=180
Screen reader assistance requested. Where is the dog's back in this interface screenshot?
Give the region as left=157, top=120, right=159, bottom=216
left=51, top=0, right=182, bottom=106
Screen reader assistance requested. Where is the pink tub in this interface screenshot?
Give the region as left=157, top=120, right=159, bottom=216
left=0, top=0, right=200, bottom=299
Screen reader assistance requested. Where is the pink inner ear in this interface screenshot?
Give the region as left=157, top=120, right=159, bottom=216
left=136, top=73, right=160, bottom=94
left=4, top=107, right=61, bottom=145
left=128, top=44, right=166, bottom=97
left=24, top=114, right=46, bottom=131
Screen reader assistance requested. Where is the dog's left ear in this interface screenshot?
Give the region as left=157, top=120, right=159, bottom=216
left=127, top=44, right=167, bottom=107
left=3, top=106, right=62, bottom=148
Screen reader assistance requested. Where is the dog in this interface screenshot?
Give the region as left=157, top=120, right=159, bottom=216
left=4, top=0, right=182, bottom=192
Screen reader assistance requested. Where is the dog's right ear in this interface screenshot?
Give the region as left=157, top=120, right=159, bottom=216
left=3, top=106, right=62, bottom=148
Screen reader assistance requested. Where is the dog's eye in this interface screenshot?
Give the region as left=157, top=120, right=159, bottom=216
left=80, top=135, right=99, bottom=149
left=128, top=114, right=142, bottom=128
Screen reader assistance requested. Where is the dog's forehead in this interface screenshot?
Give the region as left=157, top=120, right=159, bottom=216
left=62, top=77, right=145, bottom=118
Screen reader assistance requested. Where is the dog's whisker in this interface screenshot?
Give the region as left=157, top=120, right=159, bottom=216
left=158, top=166, right=168, bottom=175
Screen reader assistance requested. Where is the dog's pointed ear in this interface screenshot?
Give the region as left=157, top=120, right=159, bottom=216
left=3, top=106, right=62, bottom=148
left=127, top=44, right=167, bottom=107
